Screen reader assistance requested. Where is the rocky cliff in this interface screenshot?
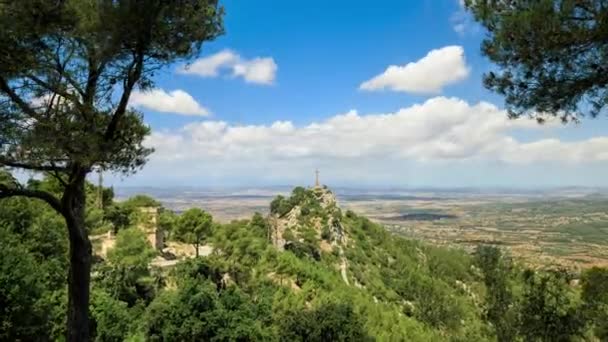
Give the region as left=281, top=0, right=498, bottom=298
left=268, top=186, right=350, bottom=283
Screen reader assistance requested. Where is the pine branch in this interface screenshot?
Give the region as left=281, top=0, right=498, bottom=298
left=0, top=184, right=63, bottom=213
left=0, top=157, right=66, bottom=172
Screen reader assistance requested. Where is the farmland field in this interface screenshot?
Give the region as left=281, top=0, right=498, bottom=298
left=344, top=194, right=608, bottom=270
left=117, top=186, right=608, bottom=270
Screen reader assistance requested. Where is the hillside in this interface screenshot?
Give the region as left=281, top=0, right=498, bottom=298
left=259, top=186, right=484, bottom=340
left=1, top=182, right=607, bottom=341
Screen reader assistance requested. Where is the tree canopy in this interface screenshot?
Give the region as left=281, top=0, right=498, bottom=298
left=0, top=1, right=223, bottom=340
left=176, top=208, right=214, bottom=257
left=465, top=0, right=608, bottom=122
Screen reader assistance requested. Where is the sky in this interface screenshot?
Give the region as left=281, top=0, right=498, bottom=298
left=109, top=0, right=608, bottom=189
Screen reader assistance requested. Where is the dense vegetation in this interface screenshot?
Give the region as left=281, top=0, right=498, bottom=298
left=1, top=182, right=607, bottom=341
left=0, top=1, right=224, bottom=339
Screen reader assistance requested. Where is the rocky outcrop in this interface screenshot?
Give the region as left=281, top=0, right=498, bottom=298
left=269, top=206, right=300, bottom=251
left=268, top=186, right=351, bottom=284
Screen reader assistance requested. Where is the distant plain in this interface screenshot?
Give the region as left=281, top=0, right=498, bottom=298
left=116, top=186, right=608, bottom=270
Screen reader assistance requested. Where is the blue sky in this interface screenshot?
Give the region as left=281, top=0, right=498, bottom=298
left=109, top=0, right=608, bottom=188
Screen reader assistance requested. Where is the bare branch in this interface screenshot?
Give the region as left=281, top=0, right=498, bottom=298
left=25, top=74, right=83, bottom=108
left=53, top=50, right=86, bottom=98
left=47, top=169, right=69, bottom=187
left=104, top=50, right=144, bottom=141
left=0, top=76, right=38, bottom=118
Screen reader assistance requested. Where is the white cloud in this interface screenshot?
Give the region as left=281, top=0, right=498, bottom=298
left=179, top=50, right=240, bottom=77
left=129, top=89, right=210, bottom=116
left=233, top=57, right=277, bottom=85
left=359, top=46, right=470, bottom=94
left=143, top=96, right=605, bottom=169
left=178, top=49, right=277, bottom=85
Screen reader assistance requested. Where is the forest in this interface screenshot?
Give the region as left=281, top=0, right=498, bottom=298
left=1, top=175, right=607, bottom=341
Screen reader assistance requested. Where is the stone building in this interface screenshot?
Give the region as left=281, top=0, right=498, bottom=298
left=138, top=206, right=164, bottom=251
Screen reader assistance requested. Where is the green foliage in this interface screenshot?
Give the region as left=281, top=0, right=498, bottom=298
left=100, top=228, right=156, bottom=305
left=519, top=270, right=585, bottom=342
left=466, top=0, right=608, bottom=120
left=0, top=230, right=52, bottom=340
left=270, top=195, right=293, bottom=217
left=285, top=241, right=321, bottom=261
left=0, top=0, right=225, bottom=174
left=0, top=198, right=68, bottom=340
left=581, top=267, right=608, bottom=339
left=4, top=186, right=608, bottom=341
left=158, top=209, right=178, bottom=240
left=474, top=246, right=518, bottom=342
left=145, top=263, right=273, bottom=341
left=176, top=208, right=213, bottom=257
left=90, top=289, right=134, bottom=342
left=104, top=204, right=132, bottom=233
left=102, top=195, right=163, bottom=234
left=270, top=187, right=323, bottom=218
left=321, top=225, right=331, bottom=240
left=0, top=2, right=224, bottom=337
left=211, top=219, right=271, bottom=273
left=249, top=212, right=269, bottom=239
left=122, top=195, right=161, bottom=210
left=277, top=301, right=372, bottom=342
left=108, top=228, right=156, bottom=269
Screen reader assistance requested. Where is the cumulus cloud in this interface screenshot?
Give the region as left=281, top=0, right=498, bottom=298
left=178, top=49, right=277, bottom=85
left=129, top=89, right=210, bottom=116
left=143, top=96, right=605, bottom=169
left=179, top=50, right=239, bottom=77
left=359, top=46, right=470, bottom=94
left=232, top=57, right=277, bottom=85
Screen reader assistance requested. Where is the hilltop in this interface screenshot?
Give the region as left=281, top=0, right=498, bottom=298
left=2, top=183, right=607, bottom=341
left=258, top=186, right=485, bottom=339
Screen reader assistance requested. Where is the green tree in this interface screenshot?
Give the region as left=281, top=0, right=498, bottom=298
left=581, top=267, right=608, bottom=340
left=249, top=212, right=269, bottom=239
left=101, top=228, right=156, bottom=305
left=519, top=269, right=584, bottom=342
left=176, top=208, right=213, bottom=257
left=270, top=195, right=293, bottom=217
left=277, top=301, right=372, bottom=342
left=158, top=209, right=178, bottom=241
left=121, top=195, right=161, bottom=210
left=90, top=289, right=133, bottom=342
left=474, top=245, right=518, bottom=342
left=0, top=230, right=51, bottom=340
left=104, top=204, right=131, bottom=233
left=107, top=228, right=156, bottom=270
left=0, top=185, right=69, bottom=340
left=466, top=0, right=608, bottom=121
left=144, top=269, right=272, bottom=341
left=0, top=2, right=223, bottom=339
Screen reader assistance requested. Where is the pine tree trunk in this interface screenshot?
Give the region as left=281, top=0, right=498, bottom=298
left=63, top=173, right=92, bottom=342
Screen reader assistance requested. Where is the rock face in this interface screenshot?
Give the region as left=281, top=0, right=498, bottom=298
left=268, top=186, right=350, bottom=284
left=269, top=206, right=301, bottom=251
left=269, top=186, right=339, bottom=250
